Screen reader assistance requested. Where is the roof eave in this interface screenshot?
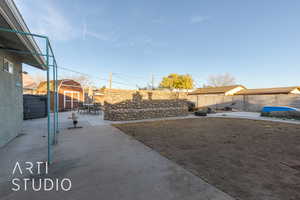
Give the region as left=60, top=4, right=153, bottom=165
left=1, top=0, right=47, bottom=70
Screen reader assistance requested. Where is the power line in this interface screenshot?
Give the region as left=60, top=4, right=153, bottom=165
left=48, top=65, right=202, bottom=89
left=112, top=72, right=148, bottom=80
left=113, top=73, right=151, bottom=86
left=48, top=65, right=136, bottom=87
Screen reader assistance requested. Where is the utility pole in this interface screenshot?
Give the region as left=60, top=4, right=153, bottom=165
left=151, top=73, right=154, bottom=90
left=109, top=72, right=112, bottom=89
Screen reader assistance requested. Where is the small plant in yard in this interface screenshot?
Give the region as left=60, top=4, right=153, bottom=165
left=187, top=101, right=196, bottom=112
left=262, top=110, right=300, bottom=120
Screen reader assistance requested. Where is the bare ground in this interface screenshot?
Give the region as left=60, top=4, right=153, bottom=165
left=113, top=118, right=300, bottom=200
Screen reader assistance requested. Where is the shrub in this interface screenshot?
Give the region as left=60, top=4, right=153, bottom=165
left=269, top=111, right=300, bottom=120
left=194, top=110, right=207, bottom=116
left=187, top=101, right=196, bottom=112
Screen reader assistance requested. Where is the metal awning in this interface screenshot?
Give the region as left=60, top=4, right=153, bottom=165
left=0, top=0, right=59, bottom=164
left=0, top=0, right=46, bottom=69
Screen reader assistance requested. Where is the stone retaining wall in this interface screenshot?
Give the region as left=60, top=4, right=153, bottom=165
left=103, top=89, right=189, bottom=121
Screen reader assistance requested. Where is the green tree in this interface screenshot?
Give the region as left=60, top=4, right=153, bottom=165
left=159, top=73, right=194, bottom=90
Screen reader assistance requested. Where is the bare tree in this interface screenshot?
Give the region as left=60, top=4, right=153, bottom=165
left=207, top=73, right=236, bottom=87
left=62, top=75, right=95, bottom=89
left=31, top=72, right=46, bottom=86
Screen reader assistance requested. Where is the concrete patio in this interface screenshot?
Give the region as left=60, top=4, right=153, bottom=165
left=0, top=112, right=234, bottom=200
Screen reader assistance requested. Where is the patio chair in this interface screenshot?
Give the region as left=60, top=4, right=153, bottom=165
left=90, top=103, right=102, bottom=115
left=78, top=102, right=88, bottom=114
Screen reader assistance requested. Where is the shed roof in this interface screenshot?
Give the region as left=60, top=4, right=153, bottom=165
left=235, top=87, right=300, bottom=95
left=188, top=85, right=245, bottom=95
left=36, top=79, right=82, bottom=93
left=36, top=80, right=63, bottom=93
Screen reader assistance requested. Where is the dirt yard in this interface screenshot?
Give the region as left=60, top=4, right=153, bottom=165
left=113, top=118, right=300, bottom=200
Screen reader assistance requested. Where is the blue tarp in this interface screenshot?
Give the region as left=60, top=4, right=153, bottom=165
left=262, top=106, right=297, bottom=113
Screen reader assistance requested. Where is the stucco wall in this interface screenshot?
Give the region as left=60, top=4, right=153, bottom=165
left=189, top=94, right=300, bottom=112
left=0, top=50, right=23, bottom=147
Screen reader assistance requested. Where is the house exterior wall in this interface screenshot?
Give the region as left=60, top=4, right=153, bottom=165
left=0, top=50, right=23, bottom=147
left=291, top=88, right=300, bottom=94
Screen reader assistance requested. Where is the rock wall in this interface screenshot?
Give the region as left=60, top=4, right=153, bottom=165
left=103, top=89, right=189, bottom=121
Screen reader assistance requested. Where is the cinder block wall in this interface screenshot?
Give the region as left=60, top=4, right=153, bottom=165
left=104, top=89, right=188, bottom=103
left=190, top=94, right=300, bottom=112
left=0, top=50, right=23, bottom=147
left=244, top=94, right=300, bottom=111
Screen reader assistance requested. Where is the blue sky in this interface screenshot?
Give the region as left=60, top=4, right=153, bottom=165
left=15, top=0, right=300, bottom=89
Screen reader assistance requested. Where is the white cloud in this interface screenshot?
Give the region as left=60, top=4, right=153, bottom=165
left=85, top=31, right=111, bottom=41
left=113, top=35, right=167, bottom=49
left=190, top=16, right=209, bottom=24
left=14, top=0, right=76, bottom=41
left=82, top=20, right=118, bottom=42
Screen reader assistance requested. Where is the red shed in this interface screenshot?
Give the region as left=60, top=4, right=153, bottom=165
left=36, top=79, right=84, bottom=111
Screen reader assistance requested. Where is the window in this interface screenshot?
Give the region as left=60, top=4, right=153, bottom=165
left=4, top=59, right=14, bottom=74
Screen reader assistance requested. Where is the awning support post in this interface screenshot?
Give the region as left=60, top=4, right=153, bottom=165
left=55, top=60, right=59, bottom=134
left=46, top=39, right=51, bottom=164
left=0, top=27, right=59, bottom=165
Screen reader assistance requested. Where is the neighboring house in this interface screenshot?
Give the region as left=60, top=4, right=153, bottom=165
left=188, top=85, right=300, bottom=111
left=22, top=73, right=38, bottom=94
left=36, top=79, right=84, bottom=111
left=188, top=85, right=246, bottom=96
left=0, top=1, right=45, bottom=147
left=235, top=86, right=300, bottom=95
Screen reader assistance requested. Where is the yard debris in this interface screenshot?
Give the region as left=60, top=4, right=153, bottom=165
left=194, top=110, right=207, bottom=116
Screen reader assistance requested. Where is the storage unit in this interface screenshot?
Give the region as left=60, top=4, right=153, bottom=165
left=23, top=95, right=47, bottom=120
left=36, top=79, right=84, bottom=111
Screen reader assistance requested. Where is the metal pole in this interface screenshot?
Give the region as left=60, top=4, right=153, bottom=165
left=109, top=72, right=112, bottom=89
left=55, top=61, right=59, bottom=134
left=0, top=48, right=53, bottom=57
left=151, top=73, right=154, bottom=90
left=52, top=58, right=56, bottom=144
left=0, top=27, right=48, bottom=39
left=46, top=39, right=51, bottom=164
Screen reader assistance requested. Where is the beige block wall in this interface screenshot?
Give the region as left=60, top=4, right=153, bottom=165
left=245, top=94, right=300, bottom=111
left=104, top=89, right=188, bottom=104
left=189, top=94, right=300, bottom=112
